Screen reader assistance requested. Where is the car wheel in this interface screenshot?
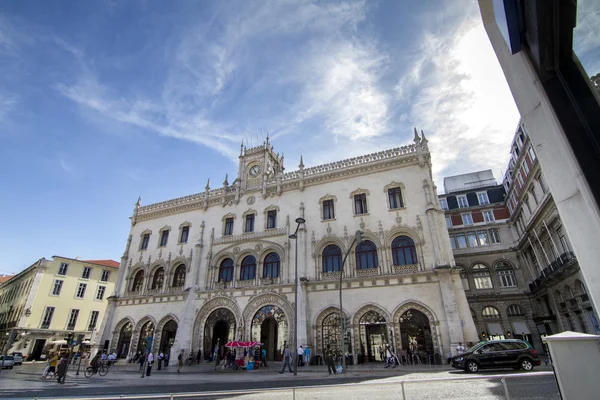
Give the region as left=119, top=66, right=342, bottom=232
left=520, top=358, right=534, bottom=371
left=466, top=360, right=479, bottom=373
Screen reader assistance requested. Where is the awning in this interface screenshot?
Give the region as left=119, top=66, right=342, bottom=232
left=487, top=323, right=504, bottom=336
left=48, top=340, right=67, bottom=345
left=512, top=321, right=531, bottom=335
left=81, top=340, right=92, bottom=345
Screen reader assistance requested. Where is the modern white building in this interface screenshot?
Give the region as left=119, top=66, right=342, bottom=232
left=99, top=131, right=477, bottom=364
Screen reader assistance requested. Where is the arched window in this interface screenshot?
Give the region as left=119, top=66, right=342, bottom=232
left=495, top=262, right=517, bottom=287
left=565, top=286, right=575, bottom=299
left=576, top=280, right=587, bottom=294
left=172, top=264, right=186, bottom=287
left=507, top=305, right=525, bottom=317
left=472, top=264, right=493, bottom=289
left=355, top=240, right=378, bottom=270
left=458, top=267, right=470, bottom=290
left=482, top=306, right=500, bottom=319
left=151, top=268, right=164, bottom=290
left=131, top=270, right=144, bottom=292
left=555, top=290, right=564, bottom=303
left=391, top=235, right=418, bottom=266
left=218, top=258, right=234, bottom=282
left=263, top=253, right=280, bottom=278
left=240, top=256, right=256, bottom=281
left=322, top=245, right=342, bottom=272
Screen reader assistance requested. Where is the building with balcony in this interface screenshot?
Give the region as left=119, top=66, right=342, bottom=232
left=440, top=170, right=540, bottom=349
left=99, top=131, right=478, bottom=365
left=0, top=257, right=118, bottom=360
left=502, top=123, right=600, bottom=341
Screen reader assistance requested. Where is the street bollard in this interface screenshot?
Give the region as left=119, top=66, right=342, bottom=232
left=501, top=378, right=510, bottom=399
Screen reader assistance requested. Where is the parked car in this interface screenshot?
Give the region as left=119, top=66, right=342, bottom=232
left=0, top=355, right=15, bottom=369
left=451, top=339, right=541, bottom=373
left=11, top=352, right=23, bottom=365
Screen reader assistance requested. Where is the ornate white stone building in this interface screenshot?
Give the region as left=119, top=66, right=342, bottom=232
left=99, top=131, right=477, bottom=364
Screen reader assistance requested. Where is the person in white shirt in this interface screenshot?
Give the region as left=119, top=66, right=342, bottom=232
left=146, top=352, right=154, bottom=376
left=297, top=346, right=304, bottom=366
left=456, top=342, right=466, bottom=355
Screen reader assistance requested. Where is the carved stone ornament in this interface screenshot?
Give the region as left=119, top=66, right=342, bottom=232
left=233, top=247, right=240, bottom=255
left=326, top=223, right=332, bottom=235
left=255, top=244, right=263, bottom=252
left=395, top=212, right=402, bottom=225
left=247, top=196, right=255, bottom=205
left=359, top=218, right=365, bottom=230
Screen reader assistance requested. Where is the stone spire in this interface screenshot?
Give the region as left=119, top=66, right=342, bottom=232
left=240, top=141, right=244, bottom=157
left=205, top=178, right=211, bottom=192
left=299, top=155, right=305, bottom=170
left=413, top=127, right=421, bottom=144
left=223, top=174, right=229, bottom=187
left=131, top=196, right=141, bottom=226
left=421, top=130, right=428, bottom=146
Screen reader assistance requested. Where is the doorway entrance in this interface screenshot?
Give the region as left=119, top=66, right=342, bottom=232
left=202, top=308, right=236, bottom=359
left=31, top=339, right=46, bottom=361
left=358, top=310, right=388, bottom=362
left=260, top=318, right=278, bottom=361
left=117, top=322, right=133, bottom=358
left=399, top=309, right=433, bottom=363
left=159, top=320, right=178, bottom=354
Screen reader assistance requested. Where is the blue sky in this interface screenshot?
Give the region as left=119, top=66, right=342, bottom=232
left=2, top=0, right=594, bottom=274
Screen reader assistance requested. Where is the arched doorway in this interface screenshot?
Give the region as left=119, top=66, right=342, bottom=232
left=251, top=305, right=287, bottom=361
left=399, top=309, right=433, bottom=362
left=116, top=322, right=133, bottom=358
left=159, top=320, right=178, bottom=354
left=358, top=310, right=387, bottom=362
left=137, top=321, right=155, bottom=353
left=203, top=308, right=236, bottom=359
left=321, top=312, right=341, bottom=356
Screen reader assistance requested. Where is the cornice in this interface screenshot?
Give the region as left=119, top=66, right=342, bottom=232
left=134, top=144, right=429, bottom=222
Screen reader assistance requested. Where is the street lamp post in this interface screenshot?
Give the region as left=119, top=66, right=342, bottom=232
left=289, top=217, right=305, bottom=377
left=338, top=230, right=363, bottom=372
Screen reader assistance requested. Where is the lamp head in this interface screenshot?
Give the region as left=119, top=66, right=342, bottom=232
left=295, top=217, right=306, bottom=224
left=289, top=234, right=297, bottom=239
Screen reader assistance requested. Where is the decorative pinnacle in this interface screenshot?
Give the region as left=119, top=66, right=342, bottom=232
left=420, top=130, right=428, bottom=144
left=299, top=155, right=304, bottom=169
left=135, top=196, right=141, bottom=208
left=240, top=141, right=244, bottom=156
left=413, top=127, right=421, bottom=143
left=223, top=174, right=229, bottom=186
left=205, top=178, right=210, bottom=191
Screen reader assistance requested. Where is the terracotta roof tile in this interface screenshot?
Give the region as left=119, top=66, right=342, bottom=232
left=0, top=275, right=15, bottom=284
left=82, top=260, right=120, bottom=269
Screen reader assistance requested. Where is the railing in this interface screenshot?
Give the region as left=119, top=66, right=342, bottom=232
left=67, top=324, right=76, bottom=330
left=32, top=371, right=556, bottom=400
left=40, top=323, right=50, bottom=329
left=529, top=252, right=577, bottom=292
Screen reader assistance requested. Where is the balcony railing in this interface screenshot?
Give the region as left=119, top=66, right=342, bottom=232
left=529, top=252, right=577, bottom=292
left=67, top=324, right=76, bottom=330
left=40, top=323, right=50, bottom=329
left=88, top=325, right=97, bottom=331
left=569, top=298, right=578, bottom=307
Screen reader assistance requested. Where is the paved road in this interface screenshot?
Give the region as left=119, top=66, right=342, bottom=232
left=0, top=362, right=560, bottom=400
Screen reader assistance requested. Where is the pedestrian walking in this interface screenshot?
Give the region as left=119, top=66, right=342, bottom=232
left=158, top=352, right=163, bottom=370
left=196, top=349, right=202, bottom=365
left=325, top=345, right=336, bottom=375
left=456, top=342, right=465, bottom=355
left=56, top=355, right=68, bottom=384
left=279, top=344, right=293, bottom=374
left=261, top=347, right=268, bottom=367
left=138, top=352, right=145, bottom=371
left=384, top=344, right=395, bottom=368
left=304, top=346, right=311, bottom=366
left=146, top=352, right=154, bottom=376
left=297, top=345, right=304, bottom=366
left=177, top=350, right=184, bottom=373
left=164, top=351, right=170, bottom=367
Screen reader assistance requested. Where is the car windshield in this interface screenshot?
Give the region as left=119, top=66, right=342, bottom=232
left=466, top=342, right=484, bottom=353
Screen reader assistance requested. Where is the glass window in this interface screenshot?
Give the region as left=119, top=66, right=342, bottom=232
left=507, top=305, right=525, bottom=317
left=467, top=232, right=478, bottom=247
left=528, top=146, right=536, bottom=162
left=180, top=226, right=189, bottom=243
left=489, top=229, right=501, bottom=244
left=457, top=195, right=469, bottom=208
left=440, top=198, right=448, bottom=210
left=101, top=270, right=110, bottom=282
left=472, top=264, right=493, bottom=289
left=88, top=310, right=100, bottom=330
left=52, top=280, right=63, bottom=296
left=537, top=173, right=548, bottom=193
left=322, top=245, right=342, bottom=272
left=141, top=233, right=150, bottom=250
left=462, top=214, right=473, bottom=225
left=517, top=172, right=525, bottom=187
left=477, top=192, right=490, bottom=205
left=160, top=230, right=169, bottom=246
left=96, top=285, right=106, bottom=300
left=446, top=216, right=452, bottom=228
left=522, top=161, right=530, bottom=176
left=58, top=263, right=69, bottom=275
left=496, top=262, right=517, bottom=287
left=354, top=194, right=368, bottom=215
left=483, top=210, right=495, bottom=223
left=449, top=236, right=456, bottom=249
left=151, top=268, right=164, bottom=290
left=477, top=231, right=489, bottom=246
left=267, top=210, right=277, bottom=229
left=76, top=283, right=87, bottom=298
left=263, top=253, right=280, bottom=278
left=456, top=234, right=467, bottom=248
left=41, top=307, right=55, bottom=329
left=355, top=240, right=378, bottom=269
left=323, top=200, right=335, bottom=220
left=391, top=236, right=418, bottom=266
left=482, top=306, right=500, bottom=319
left=173, top=265, right=186, bottom=287
left=245, top=214, right=255, bottom=233
left=131, top=271, right=144, bottom=292
left=218, top=258, right=234, bottom=282
left=67, top=309, right=79, bottom=330
left=82, top=267, right=91, bottom=279
left=529, top=188, right=538, bottom=205
left=240, top=256, right=256, bottom=281
left=224, top=218, right=234, bottom=236
left=388, top=187, right=404, bottom=209
left=459, top=267, right=470, bottom=290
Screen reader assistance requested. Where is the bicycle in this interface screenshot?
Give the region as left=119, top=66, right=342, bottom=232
left=84, top=363, right=108, bottom=378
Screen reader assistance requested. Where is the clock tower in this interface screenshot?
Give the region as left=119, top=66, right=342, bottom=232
left=237, top=136, right=284, bottom=196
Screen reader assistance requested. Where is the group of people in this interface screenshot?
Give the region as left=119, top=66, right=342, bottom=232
left=40, top=353, right=69, bottom=384
left=138, top=349, right=185, bottom=376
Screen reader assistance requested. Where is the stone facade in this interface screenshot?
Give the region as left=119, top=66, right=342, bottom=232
left=99, top=131, right=477, bottom=364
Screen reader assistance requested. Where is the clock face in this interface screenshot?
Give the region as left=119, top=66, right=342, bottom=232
left=249, top=165, right=261, bottom=177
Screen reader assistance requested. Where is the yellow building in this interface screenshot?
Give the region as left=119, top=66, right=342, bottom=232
left=0, top=256, right=118, bottom=360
